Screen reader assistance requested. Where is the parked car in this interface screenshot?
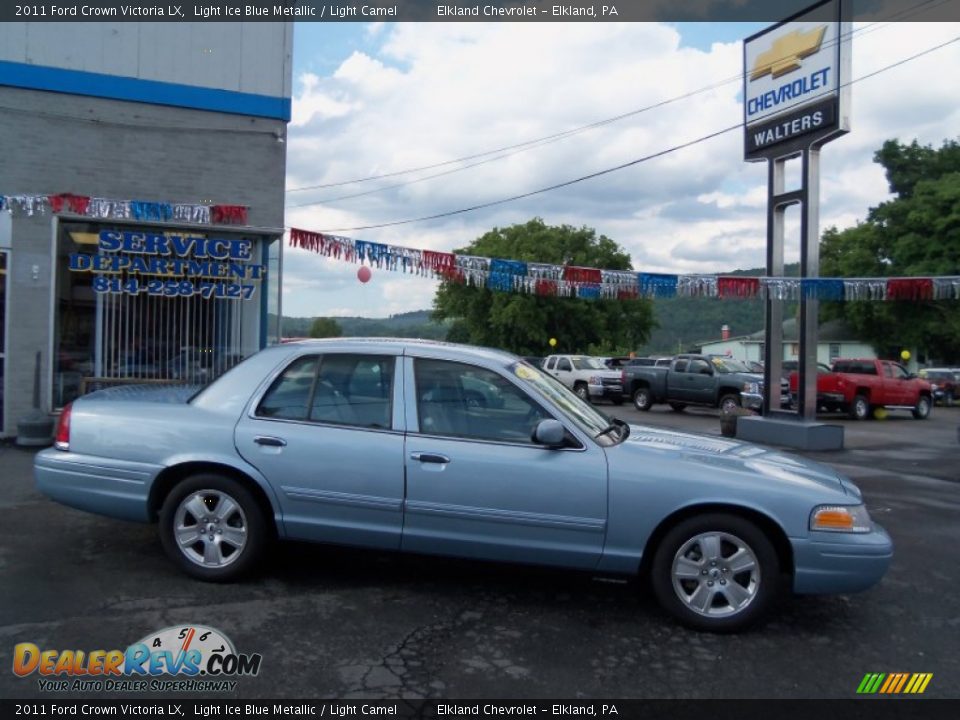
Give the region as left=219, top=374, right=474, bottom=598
left=599, top=356, right=633, bottom=369
left=627, top=357, right=673, bottom=368
left=542, top=354, right=624, bottom=404
left=35, top=339, right=892, bottom=632
left=789, top=358, right=933, bottom=420
left=917, top=368, right=958, bottom=406
left=622, top=354, right=766, bottom=413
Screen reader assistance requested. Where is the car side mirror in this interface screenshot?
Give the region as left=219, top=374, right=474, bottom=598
left=533, top=419, right=566, bottom=447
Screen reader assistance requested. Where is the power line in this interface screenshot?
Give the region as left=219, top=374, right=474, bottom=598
left=310, top=34, right=960, bottom=234
left=285, top=0, right=946, bottom=198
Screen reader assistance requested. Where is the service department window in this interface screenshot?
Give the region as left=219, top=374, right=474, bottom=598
left=829, top=343, right=841, bottom=361
left=53, top=222, right=270, bottom=406
left=414, top=358, right=551, bottom=444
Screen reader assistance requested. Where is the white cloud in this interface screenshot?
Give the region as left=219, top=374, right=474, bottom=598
left=282, top=21, right=960, bottom=319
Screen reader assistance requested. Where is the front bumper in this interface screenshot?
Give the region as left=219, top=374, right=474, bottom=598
left=791, top=524, right=893, bottom=594
left=588, top=382, right=623, bottom=399
left=34, top=449, right=157, bottom=523
left=742, top=392, right=763, bottom=410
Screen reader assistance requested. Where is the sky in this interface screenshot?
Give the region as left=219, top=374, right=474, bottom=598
left=281, top=18, right=960, bottom=319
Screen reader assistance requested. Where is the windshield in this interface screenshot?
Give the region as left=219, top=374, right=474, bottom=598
left=571, top=356, right=608, bottom=371
left=509, top=362, right=617, bottom=440
left=710, top=357, right=752, bottom=373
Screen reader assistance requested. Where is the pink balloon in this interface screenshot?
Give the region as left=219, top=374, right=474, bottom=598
left=357, top=266, right=372, bottom=283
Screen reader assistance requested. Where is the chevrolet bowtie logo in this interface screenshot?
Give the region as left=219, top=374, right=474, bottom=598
left=751, top=26, right=827, bottom=81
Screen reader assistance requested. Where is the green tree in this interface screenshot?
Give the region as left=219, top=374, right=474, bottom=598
left=820, top=138, right=960, bottom=362
left=309, top=317, right=343, bottom=338
left=433, top=218, right=655, bottom=355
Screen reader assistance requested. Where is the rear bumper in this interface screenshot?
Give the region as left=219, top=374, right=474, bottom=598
left=34, top=449, right=158, bottom=523
left=791, top=524, right=893, bottom=594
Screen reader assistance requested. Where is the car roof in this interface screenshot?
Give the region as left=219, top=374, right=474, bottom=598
left=272, top=337, right=520, bottom=365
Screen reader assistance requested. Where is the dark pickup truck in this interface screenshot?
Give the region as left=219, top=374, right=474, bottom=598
left=622, top=354, right=766, bottom=413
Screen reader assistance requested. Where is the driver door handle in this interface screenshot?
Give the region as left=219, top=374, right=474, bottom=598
left=410, top=452, right=450, bottom=464
left=254, top=436, right=287, bottom=447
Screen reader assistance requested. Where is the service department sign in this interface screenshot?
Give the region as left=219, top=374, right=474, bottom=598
left=743, top=0, right=850, bottom=160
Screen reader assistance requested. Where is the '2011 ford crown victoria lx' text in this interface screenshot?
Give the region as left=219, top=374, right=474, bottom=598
left=35, top=339, right=892, bottom=632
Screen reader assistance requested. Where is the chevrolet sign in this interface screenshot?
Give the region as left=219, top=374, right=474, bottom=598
left=743, top=0, right=850, bottom=159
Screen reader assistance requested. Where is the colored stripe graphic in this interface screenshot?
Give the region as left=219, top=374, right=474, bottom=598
left=857, top=672, right=932, bottom=694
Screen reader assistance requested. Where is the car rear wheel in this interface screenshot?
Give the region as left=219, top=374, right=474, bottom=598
left=651, top=514, right=779, bottom=632
left=912, top=394, right=932, bottom=420
left=633, top=387, right=653, bottom=411
left=849, top=394, right=870, bottom=421
left=159, top=474, right=267, bottom=582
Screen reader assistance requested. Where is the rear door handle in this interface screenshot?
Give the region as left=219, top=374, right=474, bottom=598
left=410, top=452, right=450, bottom=464
left=254, top=436, right=287, bottom=447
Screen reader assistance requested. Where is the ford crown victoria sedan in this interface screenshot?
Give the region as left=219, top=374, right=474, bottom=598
left=35, top=339, right=892, bottom=632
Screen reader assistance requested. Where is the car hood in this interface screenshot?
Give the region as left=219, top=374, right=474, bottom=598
left=618, top=424, right=851, bottom=496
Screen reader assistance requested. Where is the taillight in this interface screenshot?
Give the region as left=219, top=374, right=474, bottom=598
left=55, top=403, right=72, bottom=451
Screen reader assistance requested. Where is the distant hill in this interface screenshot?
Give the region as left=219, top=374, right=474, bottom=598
left=640, top=263, right=800, bottom=354
left=277, top=310, right=451, bottom=341
left=278, top=264, right=798, bottom=353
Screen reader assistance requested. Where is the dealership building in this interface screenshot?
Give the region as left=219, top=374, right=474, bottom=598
left=0, top=22, right=292, bottom=437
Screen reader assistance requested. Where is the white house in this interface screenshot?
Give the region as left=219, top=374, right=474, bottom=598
left=699, top=318, right=883, bottom=368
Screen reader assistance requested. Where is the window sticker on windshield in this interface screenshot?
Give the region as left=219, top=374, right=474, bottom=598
left=515, top=365, right=539, bottom=381
left=712, top=358, right=723, bottom=366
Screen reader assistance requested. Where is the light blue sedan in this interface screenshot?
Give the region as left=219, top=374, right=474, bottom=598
left=35, top=339, right=892, bottom=632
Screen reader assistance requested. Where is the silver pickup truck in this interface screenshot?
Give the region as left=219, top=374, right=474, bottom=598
left=622, top=354, right=767, bottom=413
left=542, top=354, right=625, bottom=404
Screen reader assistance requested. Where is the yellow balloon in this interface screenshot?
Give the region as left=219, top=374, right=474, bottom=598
left=548, top=338, right=557, bottom=347
left=900, top=350, right=911, bottom=361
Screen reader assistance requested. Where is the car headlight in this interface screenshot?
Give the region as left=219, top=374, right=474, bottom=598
left=589, top=375, right=601, bottom=384
left=810, top=504, right=872, bottom=533
left=743, top=382, right=760, bottom=394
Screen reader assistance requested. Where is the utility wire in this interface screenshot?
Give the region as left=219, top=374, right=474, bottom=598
left=310, top=34, right=960, bottom=234
left=285, top=0, right=947, bottom=197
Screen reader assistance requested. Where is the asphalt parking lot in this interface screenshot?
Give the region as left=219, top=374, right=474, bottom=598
left=1, top=405, right=958, bottom=700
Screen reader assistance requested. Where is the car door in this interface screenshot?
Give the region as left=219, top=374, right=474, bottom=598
left=401, top=356, right=608, bottom=569
left=684, top=358, right=716, bottom=403
left=666, top=358, right=691, bottom=400
left=235, top=352, right=405, bottom=550
left=551, top=356, right=574, bottom=388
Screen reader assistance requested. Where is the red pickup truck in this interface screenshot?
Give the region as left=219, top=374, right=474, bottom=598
left=789, top=358, right=933, bottom=420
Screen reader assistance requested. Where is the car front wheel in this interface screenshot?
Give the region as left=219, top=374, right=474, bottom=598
left=912, top=395, right=932, bottom=420
left=159, top=474, right=267, bottom=582
left=719, top=394, right=741, bottom=414
left=651, top=514, right=780, bottom=632
left=574, top=383, right=590, bottom=403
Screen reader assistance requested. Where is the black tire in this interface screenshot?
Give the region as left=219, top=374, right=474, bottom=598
left=912, top=394, right=932, bottom=420
left=650, top=513, right=780, bottom=633
left=574, top=383, right=590, bottom=403
left=669, top=403, right=687, bottom=413
left=159, top=473, right=267, bottom=582
left=632, top=386, right=653, bottom=412
left=849, top=394, right=870, bottom=421
left=718, top=394, right=740, bottom=414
